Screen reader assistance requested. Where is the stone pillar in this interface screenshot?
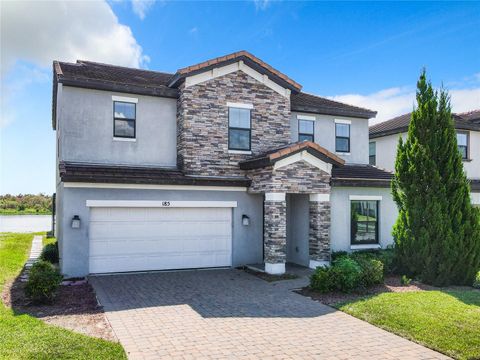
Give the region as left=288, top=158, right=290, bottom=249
left=309, top=193, right=331, bottom=269
left=264, top=192, right=287, bottom=274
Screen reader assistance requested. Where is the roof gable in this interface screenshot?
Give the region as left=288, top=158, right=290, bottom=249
left=168, top=51, right=302, bottom=93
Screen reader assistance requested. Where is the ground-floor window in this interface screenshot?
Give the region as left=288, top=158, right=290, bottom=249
left=351, top=200, right=379, bottom=245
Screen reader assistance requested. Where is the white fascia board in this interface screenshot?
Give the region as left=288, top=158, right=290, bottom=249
left=184, top=61, right=290, bottom=98
left=273, top=151, right=332, bottom=174
left=265, top=193, right=286, bottom=201
left=349, top=195, right=383, bottom=201
left=226, top=102, right=254, bottom=109
left=64, top=182, right=247, bottom=192
left=297, top=114, right=316, bottom=121
left=86, top=200, right=237, bottom=208
left=334, top=119, right=352, bottom=124
left=112, top=95, right=138, bottom=103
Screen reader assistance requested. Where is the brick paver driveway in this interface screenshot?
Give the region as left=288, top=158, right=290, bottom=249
left=90, top=269, right=448, bottom=360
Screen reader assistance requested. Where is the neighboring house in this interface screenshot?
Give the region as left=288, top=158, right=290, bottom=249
left=53, top=51, right=397, bottom=277
left=369, top=110, right=480, bottom=205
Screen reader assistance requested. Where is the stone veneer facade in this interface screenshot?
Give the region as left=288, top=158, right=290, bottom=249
left=176, top=69, right=333, bottom=273
left=309, top=201, right=331, bottom=263
left=247, top=161, right=331, bottom=194
left=264, top=200, right=287, bottom=264
left=177, top=70, right=291, bottom=177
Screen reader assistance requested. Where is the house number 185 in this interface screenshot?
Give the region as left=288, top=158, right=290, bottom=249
left=162, top=201, right=171, bottom=207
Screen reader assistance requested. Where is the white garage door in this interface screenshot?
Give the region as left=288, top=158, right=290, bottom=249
left=89, top=207, right=232, bottom=273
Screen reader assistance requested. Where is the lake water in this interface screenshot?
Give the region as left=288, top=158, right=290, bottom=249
left=0, top=215, right=52, bottom=233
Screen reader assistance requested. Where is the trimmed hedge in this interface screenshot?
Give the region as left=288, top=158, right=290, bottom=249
left=40, top=242, right=59, bottom=264
left=25, top=261, right=63, bottom=303
left=474, top=271, right=480, bottom=289
left=310, top=251, right=386, bottom=293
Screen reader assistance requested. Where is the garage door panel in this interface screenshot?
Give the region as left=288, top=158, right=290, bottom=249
left=89, top=207, right=232, bottom=273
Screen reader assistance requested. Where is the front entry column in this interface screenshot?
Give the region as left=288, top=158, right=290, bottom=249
left=309, top=193, right=331, bottom=269
left=264, top=192, right=287, bottom=275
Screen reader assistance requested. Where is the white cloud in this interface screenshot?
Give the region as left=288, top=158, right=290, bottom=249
left=0, top=0, right=149, bottom=74
left=253, top=0, right=271, bottom=11
left=131, top=0, right=155, bottom=20
left=0, top=0, right=149, bottom=128
left=189, top=27, right=198, bottom=35
left=330, top=80, right=480, bottom=125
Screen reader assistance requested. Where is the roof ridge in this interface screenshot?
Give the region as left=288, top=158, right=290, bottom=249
left=298, top=91, right=377, bottom=114
left=74, top=60, right=174, bottom=76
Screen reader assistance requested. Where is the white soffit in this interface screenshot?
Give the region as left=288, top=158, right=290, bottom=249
left=184, top=61, right=291, bottom=98
left=64, top=182, right=247, bottom=192
left=273, top=150, right=333, bottom=174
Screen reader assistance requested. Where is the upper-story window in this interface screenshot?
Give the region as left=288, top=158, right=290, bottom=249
left=114, top=101, right=136, bottom=138
left=456, top=131, right=469, bottom=160
left=228, top=107, right=251, bottom=151
left=298, top=119, right=314, bottom=142
left=335, top=120, right=350, bottom=153
left=369, top=142, right=376, bottom=165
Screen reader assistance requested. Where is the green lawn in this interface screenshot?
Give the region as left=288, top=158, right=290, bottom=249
left=0, top=232, right=126, bottom=359
left=337, top=290, right=480, bottom=360
left=0, top=209, right=52, bottom=215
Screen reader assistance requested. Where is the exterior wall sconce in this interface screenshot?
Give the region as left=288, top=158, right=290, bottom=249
left=242, top=215, right=250, bottom=226
left=71, top=215, right=81, bottom=229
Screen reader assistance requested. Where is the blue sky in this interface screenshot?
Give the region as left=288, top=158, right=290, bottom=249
left=1, top=0, right=479, bottom=195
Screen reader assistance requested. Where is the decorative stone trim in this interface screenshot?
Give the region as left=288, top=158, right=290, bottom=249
left=264, top=200, right=286, bottom=268
left=309, top=200, right=331, bottom=263
left=309, top=193, right=330, bottom=202
left=265, top=263, right=286, bottom=275
left=265, top=192, right=286, bottom=201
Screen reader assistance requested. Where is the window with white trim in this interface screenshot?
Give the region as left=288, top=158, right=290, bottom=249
left=228, top=107, right=251, bottom=151
left=298, top=119, right=314, bottom=142
left=456, top=131, right=468, bottom=160
left=351, top=200, right=379, bottom=245
left=369, top=142, right=376, bottom=165
left=335, top=122, right=350, bottom=152
left=114, top=101, right=136, bottom=138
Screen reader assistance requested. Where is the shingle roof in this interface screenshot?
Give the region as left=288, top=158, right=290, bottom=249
left=52, top=52, right=378, bottom=129
left=239, top=141, right=345, bottom=170
left=59, top=162, right=251, bottom=187
left=170, top=50, right=302, bottom=92
left=331, top=164, right=393, bottom=187
left=369, top=110, right=480, bottom=138
left=291, top=92, right=376, bottom=119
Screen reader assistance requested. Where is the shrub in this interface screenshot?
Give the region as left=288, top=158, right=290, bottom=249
left=400, top=275, right=412, bottom=286
left=329, top=257, right=362, bottom=293
left=331, top=251, right=349, bottom=262
left=473, top=271, right=480, bottom=289
left=355, top=256, right=384, bottom=287
left=310, top=266, right=332, bottom=293
left=40, top=242, right=59, bottom=264
left=25, top=261, right=62, bottom=303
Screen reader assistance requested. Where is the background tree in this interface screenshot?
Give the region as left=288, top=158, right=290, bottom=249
left=392, top=70, right=480, bottom=286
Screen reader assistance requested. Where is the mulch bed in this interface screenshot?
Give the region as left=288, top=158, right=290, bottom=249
left=244, top=267, right=299, bottom=282
left=2, top=270, right=116, bottom=342
left=297, top=276, right=440, bottom=306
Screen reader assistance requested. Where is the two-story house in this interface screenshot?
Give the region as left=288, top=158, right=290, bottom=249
left=369, top=111, right=480, bottom=206
left=53, top=51, right=396, bottom=277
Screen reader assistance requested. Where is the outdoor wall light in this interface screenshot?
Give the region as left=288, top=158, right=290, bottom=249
left=242, top=215, right=250, bottom=226
left=71, top=215, right=81, bottom=229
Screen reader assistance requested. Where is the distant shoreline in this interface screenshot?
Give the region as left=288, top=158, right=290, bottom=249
left=0, top=212, right=52, bottom=216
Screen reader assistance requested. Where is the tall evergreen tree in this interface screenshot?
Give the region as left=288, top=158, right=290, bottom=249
left=392, top=70, right=480, bottom=286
